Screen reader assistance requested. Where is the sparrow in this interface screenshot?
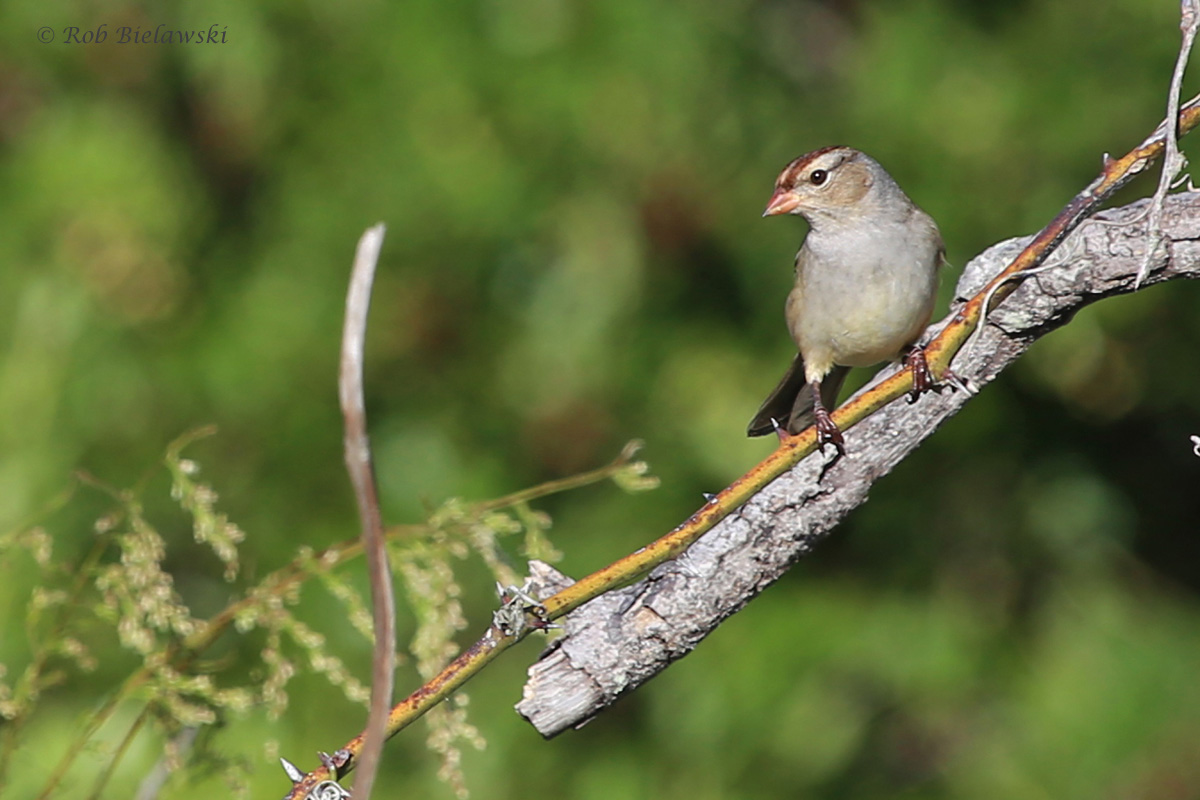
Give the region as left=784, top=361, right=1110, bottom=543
left=747, top=146, right=944, bottom=454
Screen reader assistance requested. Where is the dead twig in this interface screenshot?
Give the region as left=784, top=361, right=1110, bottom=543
left=286, top=8, right=1200, bottom=786
left=337, top=224, right=393, bottom=800
left=1137, top=0, right=1199, bottom=287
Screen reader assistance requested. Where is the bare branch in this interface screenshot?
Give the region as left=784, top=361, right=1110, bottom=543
left=516, top=193, right=1200, bottom=736
left=280, top=446, right=653, bottom=800
left=289, top=42, right=1200, bottom=791
left=1137, top=1, right=1199, bottom=287
left=338, top=223, right=393, bottom=800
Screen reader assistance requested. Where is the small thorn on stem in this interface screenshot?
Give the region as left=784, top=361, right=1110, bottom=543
left=942, top=369, right=976, bottom=396
left=280, top=757, right=304, bottom=785
left=318, top=749, right=352, bottom=772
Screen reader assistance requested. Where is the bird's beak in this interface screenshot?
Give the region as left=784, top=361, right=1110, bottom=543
left=762, top=190, right=800, bottom=217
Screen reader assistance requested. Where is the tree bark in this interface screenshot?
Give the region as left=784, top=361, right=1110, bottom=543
left=516, top=193, right=1200, bottom=737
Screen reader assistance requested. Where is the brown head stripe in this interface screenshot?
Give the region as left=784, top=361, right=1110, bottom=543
left=775, top=145, right=851, bottom=190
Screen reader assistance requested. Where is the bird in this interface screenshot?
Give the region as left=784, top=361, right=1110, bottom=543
left=747, top=146, right=945, bottom=454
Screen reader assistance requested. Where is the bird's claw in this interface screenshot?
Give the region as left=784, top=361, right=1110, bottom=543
left=905, top=347, right=934, bottom=403
left=904, top=347, right=964, bottom=403
left=813, top=407, right=846, bottom=457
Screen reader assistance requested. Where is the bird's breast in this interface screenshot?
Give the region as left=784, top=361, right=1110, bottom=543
left=788, top=222, right=939, bottom=369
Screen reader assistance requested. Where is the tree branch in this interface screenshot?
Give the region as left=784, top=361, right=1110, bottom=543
left=288, top=86, right=1200, bottom=795
left=338, top=224, right=393, bottom=800
left=516, top=192, right=1200, bottom=737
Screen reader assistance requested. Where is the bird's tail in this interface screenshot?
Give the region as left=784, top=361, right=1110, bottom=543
left=747, top=356, right=849, bottom=437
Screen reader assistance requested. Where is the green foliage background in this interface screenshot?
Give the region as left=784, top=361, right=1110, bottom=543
left=3, top=0, right=1200, bottom=797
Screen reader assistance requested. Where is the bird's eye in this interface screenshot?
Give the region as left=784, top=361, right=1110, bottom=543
left=809, top=169, right=828, bottom=186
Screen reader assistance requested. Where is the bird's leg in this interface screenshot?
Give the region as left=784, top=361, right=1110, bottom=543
left=905, top=347, right=933, bottom=402
left=903, top=346, right=962, bottom=403
left=809, top=380, right=846, bottom=456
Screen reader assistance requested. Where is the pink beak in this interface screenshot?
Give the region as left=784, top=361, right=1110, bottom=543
left=762, top=190, right=800, bottom=217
